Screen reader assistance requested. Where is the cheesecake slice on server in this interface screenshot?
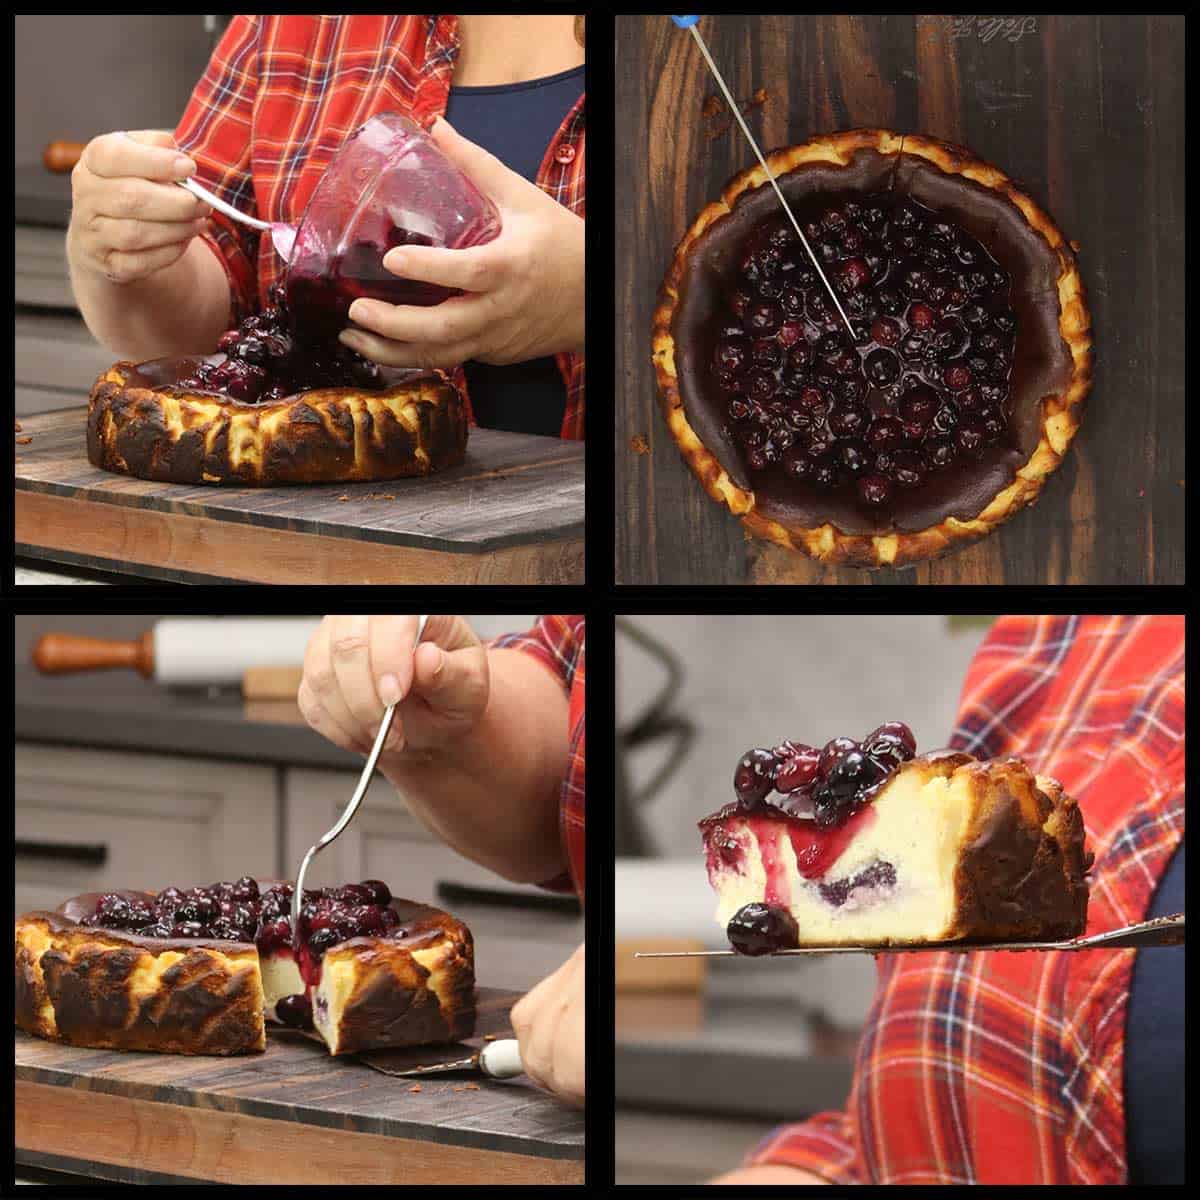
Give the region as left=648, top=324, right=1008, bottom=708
left=700, top=723, right=1091, bottom=954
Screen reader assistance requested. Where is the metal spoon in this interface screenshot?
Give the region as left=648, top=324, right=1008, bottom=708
left=290, top=614, right=429, bottom=941
left=176, top=176, right=298, bottom=260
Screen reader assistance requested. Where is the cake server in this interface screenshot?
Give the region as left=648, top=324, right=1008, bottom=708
left=376, top=1039, right=525, bottom=1080
left=291, top=614, right=428, bottom=940
left=634, top=912, right=1185, bottom=956
left=670, top=15, right=857, bottom=340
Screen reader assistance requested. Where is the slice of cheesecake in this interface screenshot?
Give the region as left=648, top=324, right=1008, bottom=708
left=701, top=730, right=1091, bottom=952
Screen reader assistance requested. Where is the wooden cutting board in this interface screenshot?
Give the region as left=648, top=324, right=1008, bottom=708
left=14, top=409, right=584, bottom=584
left=15, top=987, right=583, bottom=1185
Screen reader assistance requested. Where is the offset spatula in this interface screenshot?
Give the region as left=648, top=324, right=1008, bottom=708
left=634, top=912, right=1185, bottom=957
left=670, top=14, right=857, bottom=340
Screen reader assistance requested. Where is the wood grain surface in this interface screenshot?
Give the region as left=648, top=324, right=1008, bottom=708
left=616, top=14, right=1185, bottom=585
left=15, top=409, right=584, bottom=584
left=15, top=987, right=583, bottom=1185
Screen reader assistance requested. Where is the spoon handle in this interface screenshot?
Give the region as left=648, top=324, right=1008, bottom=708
left=177, top=176, right=272, bottom=232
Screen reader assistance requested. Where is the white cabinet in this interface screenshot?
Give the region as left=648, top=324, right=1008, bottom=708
left=15, top=743, right=278, bottom=915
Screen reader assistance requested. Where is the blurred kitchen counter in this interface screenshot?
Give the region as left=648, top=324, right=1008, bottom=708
left=15, top=663, right=354, bottom=768
left=615, top=966, right=858, bottom=1121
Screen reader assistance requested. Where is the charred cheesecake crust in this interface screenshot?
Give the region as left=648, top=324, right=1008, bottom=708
left=15, top=889, right=476, bottom=1057
left=652, top=129, right=1093, bottom=567
left=319, top=902, right=475, bottom=1054
left=15, top=907, right=266, bottom=1055
left=87, top=363, right=468, bottom=486
left=948, top=756, right=1090, bottom=941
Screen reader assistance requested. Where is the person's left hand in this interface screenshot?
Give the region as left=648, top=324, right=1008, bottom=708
left=338, top=118, right=584, bottom=371
left=510, top=942, right=585, bottom=1108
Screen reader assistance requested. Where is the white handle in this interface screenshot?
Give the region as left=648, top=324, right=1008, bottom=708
left=478, top=1038, right=523, bottom=1079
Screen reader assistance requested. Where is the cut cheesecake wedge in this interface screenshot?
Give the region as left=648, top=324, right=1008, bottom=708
left=15, top=882, right=474, bottom=1056
left=702, top=750, right=1091, bottom=950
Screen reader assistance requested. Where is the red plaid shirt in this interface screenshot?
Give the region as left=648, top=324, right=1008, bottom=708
left=749, top=615, right=1185, bottom=1185
left=492, top=616, right=585, bottom=902
left=175, top=14, right=585, bottom=439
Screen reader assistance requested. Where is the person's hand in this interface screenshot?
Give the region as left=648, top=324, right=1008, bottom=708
left=297, top=615, right=488, bottom=759
left=67, top=130, right=211, bottom=285
left=510, top=942, right=584, bottom=1108
left=338, top=117, right=585, bottom=371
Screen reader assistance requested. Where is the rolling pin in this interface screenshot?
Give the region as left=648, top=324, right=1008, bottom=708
left=42, top=140, right=87, bottom=173
left=32, top=619, right=322, bottom=688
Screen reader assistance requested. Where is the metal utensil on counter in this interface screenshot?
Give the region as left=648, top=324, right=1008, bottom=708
left=670, top=15, right=857, bottom=340
left=290, top=614, right=428, bottom=940
left=635, top=912, right=1185, bottom=957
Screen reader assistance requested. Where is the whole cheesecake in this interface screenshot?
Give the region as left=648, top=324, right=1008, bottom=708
left=700, top=724, right=1091, bottom=952
left=653, top=130, right=1093, bottom=567
left=86, top=282, right=467, bottom=486
left=14, top=878, right=475, bottom=1056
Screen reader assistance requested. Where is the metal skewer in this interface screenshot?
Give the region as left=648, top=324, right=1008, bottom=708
left=290, top=615, right=429, bottom=941
left=634, top=913, right=1185, bottom=956
left=671, top=15, right=858, bottom=340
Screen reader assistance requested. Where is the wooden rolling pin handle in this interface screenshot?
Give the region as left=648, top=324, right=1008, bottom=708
left=32, top=632, right=155, bottom=678
left=43, top=141, right=87, bottom=173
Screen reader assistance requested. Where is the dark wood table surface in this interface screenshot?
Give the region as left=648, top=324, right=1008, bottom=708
left=16, top=987, right=583, bottom=1185
left=15, top=409, right=584, bottom=585
left=616, top=14, right=1184, bottom=585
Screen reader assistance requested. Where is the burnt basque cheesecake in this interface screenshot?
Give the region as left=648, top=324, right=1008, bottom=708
left=653, top=130, right=1093, bottom=567
left=700, top=723, right=1092, bottom=953
left=15, top=878, right=474, bottom=1055
left=87, top=284, right=467, bottom=486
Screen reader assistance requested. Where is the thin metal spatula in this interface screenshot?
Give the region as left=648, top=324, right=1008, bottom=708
left=670, top=14, right=857, bottom=340
left=634, top=912, right=1184, bottom=957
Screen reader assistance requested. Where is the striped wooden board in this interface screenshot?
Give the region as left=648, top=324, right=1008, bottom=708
left=15, top=987, right=584, bottom=1185
left=15, top=409, right=584, bottom=584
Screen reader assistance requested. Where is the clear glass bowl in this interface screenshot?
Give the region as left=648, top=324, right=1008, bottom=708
left=284, top=113, right=501, bottom=342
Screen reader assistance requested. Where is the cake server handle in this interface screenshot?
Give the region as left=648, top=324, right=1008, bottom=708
left=478, top=1038, right=524, bottom=1080
left=292, top=615, right=429, bottom=938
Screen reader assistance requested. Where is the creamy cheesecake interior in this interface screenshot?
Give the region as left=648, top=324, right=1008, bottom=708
left=705, top=757, right=1075, bottom=945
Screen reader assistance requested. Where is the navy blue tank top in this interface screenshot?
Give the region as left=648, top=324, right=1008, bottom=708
left=1124, top=839, right=1184, bottom=1183
left=445, top=64, right=583, bottom=437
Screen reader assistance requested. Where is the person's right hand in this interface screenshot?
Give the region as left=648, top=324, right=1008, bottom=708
left=68, top=130, right=211, bottom=285
left=297, top=615, right=489, bottom=760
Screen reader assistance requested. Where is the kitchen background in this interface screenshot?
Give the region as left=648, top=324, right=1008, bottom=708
left=14, top=613, right=583, bottom=998
left=15, top=16, right=227, bottom=584
left=615, top=614, right=992, bottom=1184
